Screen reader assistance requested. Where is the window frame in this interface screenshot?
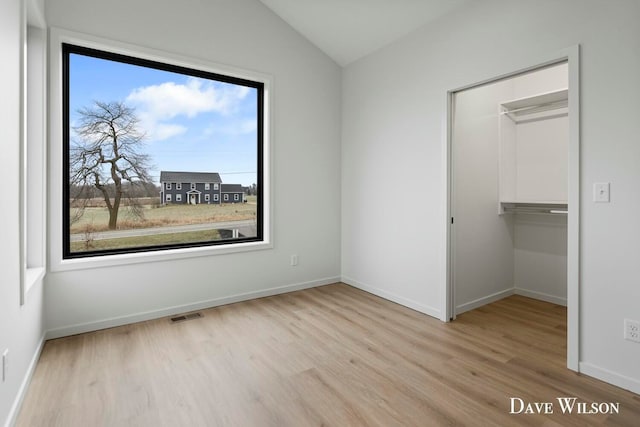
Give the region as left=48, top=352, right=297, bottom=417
left=204, top=183, right=210, bottom=190
left=234, top=194, right=240, bottom=201
left=166, top=182, right=172, bottom=190
left=49, top=28, right=272, bottom=271
left=205, top=194, right=210, bottom=202
left=19, top=4, right=48, bottom=303
left=176, top=183, right=182, bottom=190
left=176, top=194, right=182, bottom=202
left=223, top=194, right=229, bottom=201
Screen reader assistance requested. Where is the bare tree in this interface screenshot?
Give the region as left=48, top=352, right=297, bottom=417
left=70, top=101, right=153, bottom=230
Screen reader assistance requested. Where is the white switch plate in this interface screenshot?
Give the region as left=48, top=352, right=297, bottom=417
left=290, top=254, right=298, bottom=266
left=593, top=182, right=610, bottom=202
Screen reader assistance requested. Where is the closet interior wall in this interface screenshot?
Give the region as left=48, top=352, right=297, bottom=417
left=453, top=63, right=568, bottom=314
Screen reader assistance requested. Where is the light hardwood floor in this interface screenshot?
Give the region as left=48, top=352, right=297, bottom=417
left=17, top=283, right=640, bottom=426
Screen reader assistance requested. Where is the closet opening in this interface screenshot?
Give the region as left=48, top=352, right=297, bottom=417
left=446, top=55, right=580, bottom=371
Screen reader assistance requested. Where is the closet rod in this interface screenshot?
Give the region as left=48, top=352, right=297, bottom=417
left=503, top=207, right=568, bottom=215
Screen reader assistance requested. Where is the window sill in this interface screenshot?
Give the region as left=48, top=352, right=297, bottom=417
left=23, top=266, right=45, bottom=299
left=51, top=240, right=273, bottom=272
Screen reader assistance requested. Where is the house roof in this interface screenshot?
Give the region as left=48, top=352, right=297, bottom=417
left=221, top=184, right=244, bottom=193
left=160, top=171, right=222, bottom=183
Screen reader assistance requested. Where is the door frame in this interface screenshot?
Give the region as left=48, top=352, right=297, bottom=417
left=444, top=45, right=580, bottom=371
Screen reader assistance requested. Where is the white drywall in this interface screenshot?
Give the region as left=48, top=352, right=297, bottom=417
left=0, top=0, right=45, bottom=425
left=514, top=215, right=567, bottom=305
left=342, top=0, right=640, bottom=392
left=514, top=116, right=568, bottom=202
left=44, top=0, right=342, bottom=335
left=452, top=79, right=516, bottom=313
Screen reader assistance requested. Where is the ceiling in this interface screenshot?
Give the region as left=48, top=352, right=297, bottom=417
left=259, top=0, right=471, bottom=66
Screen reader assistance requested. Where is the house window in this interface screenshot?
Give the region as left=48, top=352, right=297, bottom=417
left=60, top=41, right=266, bottom=260
left=214, top=183, right=219, bottom=190
left=214, top=194, right=219, bottom=201
left=234, top=194, right=240, bottom=201
left=204, top=183, right=210, bottom=190
left=224, top=194, right=229, bottom=201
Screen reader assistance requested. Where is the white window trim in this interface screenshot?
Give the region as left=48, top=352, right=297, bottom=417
left=204, top=183, right=210, bottom=190
left=49, top=28, right=272, bottom=272
left=166, top=194, right=172, bottom=202
left=214, top=194, right=219, bottom=201
left=176, top=183, right=182, bottom=190
left=191, top=183, right=196, bottom=190
left=214, top=183, right=219, bottom=190
left=176, top=194, right=182, bottom=201
left=19, top=2, right=48, bottom=303
left=234, top=194, right=240, bottom=201
left=205, top=194, right=210, bottom=201
left=223, top=194, right=229, bottom=201
left=166, top=182, right=172, bottom=190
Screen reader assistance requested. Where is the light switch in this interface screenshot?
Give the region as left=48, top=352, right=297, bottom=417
left=593, top=182, right=610, bottom=203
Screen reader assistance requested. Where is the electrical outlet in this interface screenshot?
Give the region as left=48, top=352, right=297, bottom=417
left=2, top=349, right=8, bottom=382
left=290, top=254, right=298, bottom=266
left=624, top=319, right=640, bottom=343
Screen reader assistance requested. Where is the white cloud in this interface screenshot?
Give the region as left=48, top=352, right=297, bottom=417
left=155, top=123, right=187, bottom=140
left=126, top=77, right=250, bottom=141
left=204, top=119, right=257, bottom=137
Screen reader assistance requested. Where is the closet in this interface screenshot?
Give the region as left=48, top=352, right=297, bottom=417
left=452, top=62, right=569, bottom=314
left=498, top=88, right=568, bottom=215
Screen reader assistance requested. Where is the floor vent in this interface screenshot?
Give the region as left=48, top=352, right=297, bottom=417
left=170, top=312, right=203, bottom=323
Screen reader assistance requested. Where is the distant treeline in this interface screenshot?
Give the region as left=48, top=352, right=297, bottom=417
left=70, top=182, right=160, bottom=199
left=70, top=182, right=258, bottom=199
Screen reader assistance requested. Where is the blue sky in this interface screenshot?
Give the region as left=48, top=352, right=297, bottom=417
left=69, top=53, right=258, bottom=186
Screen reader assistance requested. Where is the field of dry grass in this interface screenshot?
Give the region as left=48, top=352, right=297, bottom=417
left=70, top=197, right=257, bottom=234
left=71, top=229, right=222, bottom=252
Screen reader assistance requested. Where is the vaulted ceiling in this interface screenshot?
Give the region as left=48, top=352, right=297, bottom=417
left=259, top=0, right=471, bottom=66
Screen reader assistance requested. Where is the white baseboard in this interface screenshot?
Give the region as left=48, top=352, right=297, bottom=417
left=341, top=275, right=441, bottom=319
left=579, top=362, right=640, bottom=395
left=514, top=287, right=567, bottom=306
left=456, top=288, right=514, bottom=315
left=4, top=334, right=46, bottom=427
left=46, top=276, right=340, bottom=339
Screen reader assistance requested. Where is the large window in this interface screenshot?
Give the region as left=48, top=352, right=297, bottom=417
left=63, top=44, right=264, bottom=258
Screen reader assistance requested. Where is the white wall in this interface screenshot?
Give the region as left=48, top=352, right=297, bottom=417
left=514, top=215, right=567, bottom=304
left=452, top=79, right=516, bottom=313
left=44, top=0, right=342, bottom=336
left=0, top=0, right=45, bottom=425
left=342, top=0, right=640, bottom=392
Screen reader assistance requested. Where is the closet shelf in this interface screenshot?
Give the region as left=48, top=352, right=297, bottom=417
left=500, top=88, right=568, bottom=122
left=500, top=201, right=568, bottom=215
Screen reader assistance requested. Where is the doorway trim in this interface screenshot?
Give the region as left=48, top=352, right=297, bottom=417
left=445, top=45, right=580, bottom=371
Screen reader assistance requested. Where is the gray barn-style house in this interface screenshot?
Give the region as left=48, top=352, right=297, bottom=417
left=159, top=171, right=245, bottom=205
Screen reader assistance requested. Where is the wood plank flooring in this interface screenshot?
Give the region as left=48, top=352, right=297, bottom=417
left=16, top=283, right=640, bottom=426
